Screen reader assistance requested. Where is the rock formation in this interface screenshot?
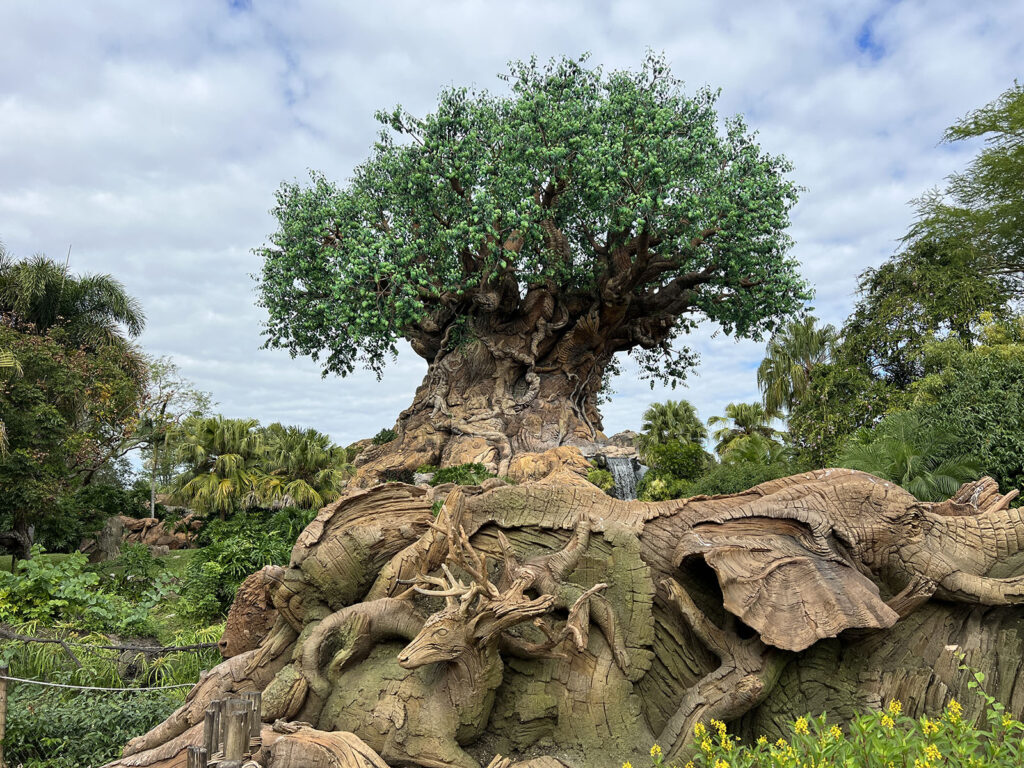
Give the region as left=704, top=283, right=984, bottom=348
left=106, top=469, right=1024, bottom=768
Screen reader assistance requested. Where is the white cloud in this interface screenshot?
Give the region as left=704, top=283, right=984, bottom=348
left=1, top=0, right=1020, bottom=444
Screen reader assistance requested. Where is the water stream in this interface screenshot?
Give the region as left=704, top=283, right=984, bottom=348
left=604, top=455, right=647, bottom=500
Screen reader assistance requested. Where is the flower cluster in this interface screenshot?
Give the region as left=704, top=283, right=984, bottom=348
left=627, top=693, right=1023, bottom=768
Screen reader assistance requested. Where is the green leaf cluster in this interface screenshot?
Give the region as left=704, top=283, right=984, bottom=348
left=0, top=548, right=156, bottom=634
left=170, top=417, right=354, bottom=517
left=429, top=462, right=495, bottom=486
left=908, top=81, right=1024, bottom=288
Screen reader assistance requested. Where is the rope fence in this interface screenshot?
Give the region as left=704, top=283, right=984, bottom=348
left=0, top=624, right=218, bottom=653
left=0, top=672, right=196, bottom=692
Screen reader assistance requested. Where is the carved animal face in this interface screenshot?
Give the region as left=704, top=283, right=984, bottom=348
left=397, top=609, right=475, bottom=668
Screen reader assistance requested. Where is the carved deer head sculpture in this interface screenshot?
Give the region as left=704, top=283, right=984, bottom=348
left=397, top=525, right=556, bottom=668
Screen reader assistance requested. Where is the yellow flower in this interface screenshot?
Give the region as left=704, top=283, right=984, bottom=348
left=881, top=715, right=895, bottom=729
left=888, top=699, right=903, bottom=716
left=828, top=724, right=843, bottom=741
left=685, top=763, right=694, bottom=768
left=921, top=717, right=939, bottom=736
left=694, top=722, right=707, bottom=739
left=924, top=744, right=942, bottom=761
left=757, top=735, right=768, bottom=745
left=946, top=698, right=963, bottom=724
left=714, top=760, right=729, bottom=768
left=1002, top=714, right=1013, bottom=727
left=775, top=738, right=788, bottom=748
left=701, top=738, right=713, bottom=753
left=623, top=763, right=633, bottom=768
left=649, top=745, right=662, bottom=758
left=711, top=718, right=727, bottom=736
left=794, top=716, right=810, bottom=735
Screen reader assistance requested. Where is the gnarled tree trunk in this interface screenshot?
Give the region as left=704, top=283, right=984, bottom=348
left=354, top=291, right=624, bottom=484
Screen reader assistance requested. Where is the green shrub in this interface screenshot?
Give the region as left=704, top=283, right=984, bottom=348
left=0, top=548, right=153, bottom=634
left=688, top=461, right=798, bottom=497
left=108, top=543, right=165, bottom=596
left=4, top=686, right=180, bottom=768
left=180, top=527, right=291, bottom=621
left=587, top=466, right=616, bottom=495
left=637, top=471, right=694, bottom=501
left=430, top=463, right=494, bottom=486
left=371, top=427, right=397, bottom=445
left=637, top=691, right=1021, bottom=768
left=643, top=441, right=709, bottom=481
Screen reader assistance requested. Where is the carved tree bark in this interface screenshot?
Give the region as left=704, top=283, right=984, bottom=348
left=106, top=469, right=1024, bottom=768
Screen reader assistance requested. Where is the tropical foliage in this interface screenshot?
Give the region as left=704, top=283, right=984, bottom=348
left=838, top=412, right=982, bottom=502
left=171, top=416, right=353, bottom=518
left=637, top=399, right=707, bottom=460
left=907, top=81, right=1024, bottom=288
left=0, top=246, right=145, bottom=358
left=707, top=402, right=782, bottom=456
left=757, top=315, right=836, bottom=414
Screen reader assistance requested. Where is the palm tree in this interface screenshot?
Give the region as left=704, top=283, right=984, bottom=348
left=171, top=416, right=265, bottom=519
left=0, top=248, right=145, bottom=356
left=256, top=423, right=354, bottom=509
left=637, top=399, right=707, bottom=458
left=721, top=432, right=789, bottom=467
left=838, top=411, right=981, bottom=501
left=707, top=402, right=782, bottom=456
left=0, top=347, right=22, bottom=454
left=757, top=316, right=837, bottom=415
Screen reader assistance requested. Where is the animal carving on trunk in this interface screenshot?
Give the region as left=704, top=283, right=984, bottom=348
left=322, top=514, right=612, bottom=768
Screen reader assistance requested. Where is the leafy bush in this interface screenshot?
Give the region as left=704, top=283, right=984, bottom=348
left=0, top=548, right=154, bottom=634
left=4, top=686, right=180, bottom=768
left=587, top=466, right=616, bottom=495
left=180, top=523, right=292, bottom=621
left=371, top=427, right=397, bottom=445
left=634, top=441, right=708, bottom=501
left=637, top=472, right=694, bottom=502
left=688, top=461, right=798, bottom=497
left=108, top=543, right=165, bottom=596
left=636, top=692, right=1021, bottom=768
left=430, top=463, right=494, bottom=486
left=838, top=410, right=982, bottom=501
left=644, top=441, right=709, bottom=481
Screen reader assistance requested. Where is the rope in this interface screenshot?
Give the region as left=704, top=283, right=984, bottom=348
left=0, top=625, right=218, bottom=653
left=0, top=672, right=196, bottom=692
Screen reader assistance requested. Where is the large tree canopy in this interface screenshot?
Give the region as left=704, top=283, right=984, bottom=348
left=257, top=55, right=806, bottom=385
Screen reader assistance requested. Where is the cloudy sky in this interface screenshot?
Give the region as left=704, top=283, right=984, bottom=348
left=1, top=1, right=1021, bottom=446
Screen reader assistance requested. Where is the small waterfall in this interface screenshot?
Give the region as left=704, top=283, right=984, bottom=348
left=606, top=455, right=642, bottom=500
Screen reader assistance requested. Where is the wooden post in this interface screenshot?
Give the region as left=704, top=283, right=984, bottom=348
left=186, top=746, right=208, bottom=768
left=0, top=665, right=7, bottom=768
left=221, top=700, right=249, bottom=767
left=242, top=690, right=262, bottom=747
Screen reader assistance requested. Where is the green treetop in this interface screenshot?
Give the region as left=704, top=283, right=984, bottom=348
left=257, top=54, right=806, bottom=386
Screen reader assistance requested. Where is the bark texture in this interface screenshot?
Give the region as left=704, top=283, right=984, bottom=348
left=106, top=469, right=1024, bottom=768
left=353, top=327, right=611, bottom=485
